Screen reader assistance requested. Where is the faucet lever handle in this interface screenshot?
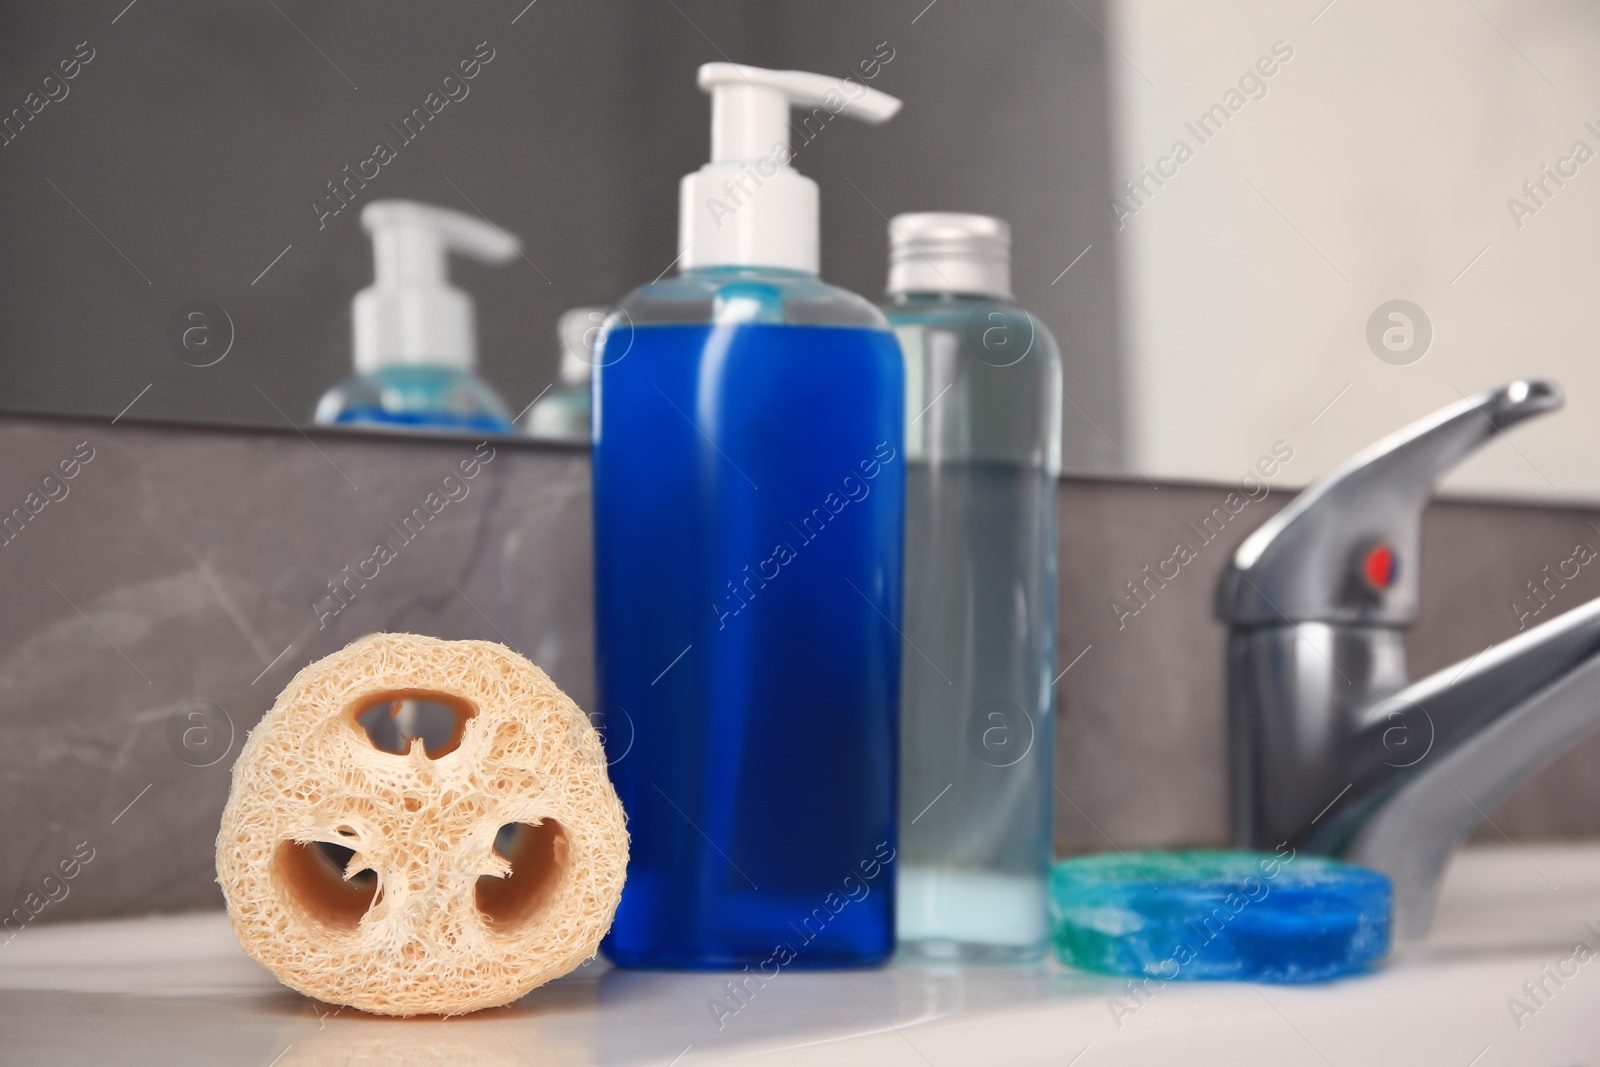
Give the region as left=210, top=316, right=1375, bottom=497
left=1217, top=380, right=1561, bottom=627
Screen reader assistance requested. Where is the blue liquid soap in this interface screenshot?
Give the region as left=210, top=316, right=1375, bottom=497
left=315, top=365, right=512, bottom=434
left=1049, top=850, right=1392, bottom=984
left=596, top=61, right=906, bottom=969
left=593, top=269, right=905, bottom=969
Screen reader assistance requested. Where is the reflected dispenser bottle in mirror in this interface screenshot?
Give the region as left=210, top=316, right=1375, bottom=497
left=521, top=307, right=603, bottom=442
left=314, top=200, right=516, bottom=434
left=593, top=63, right=904, bottom=969
left=883, top=213, right=1063, bottom=962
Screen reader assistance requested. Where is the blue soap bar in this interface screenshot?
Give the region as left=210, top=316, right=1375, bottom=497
left=1049, top=850, right=1391, bottom=984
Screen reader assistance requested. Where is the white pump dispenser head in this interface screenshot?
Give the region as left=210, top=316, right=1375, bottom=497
left=353, top=199, right=521, bottom=374
left=679, top=63, right=901, bottom=275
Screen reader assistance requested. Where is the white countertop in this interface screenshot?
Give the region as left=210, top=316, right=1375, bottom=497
left=2, top=844, right=1597, bottom=1065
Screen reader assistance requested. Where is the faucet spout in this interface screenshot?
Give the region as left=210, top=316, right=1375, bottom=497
left=1336, top=597, right=1600, bottom=940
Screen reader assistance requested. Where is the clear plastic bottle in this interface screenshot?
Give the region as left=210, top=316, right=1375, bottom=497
left=314, top=200, right=516, bottom=434
left=883, top=213, right=1063, bottom=963
left=521, top=307, right=603, bottom=442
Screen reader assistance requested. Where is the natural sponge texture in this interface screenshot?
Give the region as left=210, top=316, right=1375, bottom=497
left=216, top=633, right=628, bottom=1016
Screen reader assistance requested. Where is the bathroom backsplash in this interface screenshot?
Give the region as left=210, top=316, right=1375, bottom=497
left=2, top=413, right=1596, bottom=923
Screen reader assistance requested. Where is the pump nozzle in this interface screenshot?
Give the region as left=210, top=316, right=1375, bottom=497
left=354, top=199, right=520, bottom=373
left=698, top=63, right=901, bottom=162
left=680, top=62, right=902, bottom=274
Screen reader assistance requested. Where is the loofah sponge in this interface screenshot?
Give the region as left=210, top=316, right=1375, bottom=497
left=216, top=632, right=628, bottom=1016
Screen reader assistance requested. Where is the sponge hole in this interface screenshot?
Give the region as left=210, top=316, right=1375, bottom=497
left=475, top=821, right=569, bottom=931
left=353, top=690, right=476, bottom=758
left=273, top=840, right=379, bottom=932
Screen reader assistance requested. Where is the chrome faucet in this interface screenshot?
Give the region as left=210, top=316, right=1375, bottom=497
left=1217, top=380, right=1600, bottom=940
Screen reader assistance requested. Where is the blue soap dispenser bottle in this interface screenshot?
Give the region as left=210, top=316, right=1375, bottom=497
left=593, top=63, right=906, bottom=969
left=315, top=200, right=518, bottom=433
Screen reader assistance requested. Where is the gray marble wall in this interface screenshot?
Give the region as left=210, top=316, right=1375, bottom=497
left=2, top=414, right=1597, bottom=925
left=0, top=415, right=594, bottom=926
left=1053, top=477, right=1600, bottom=854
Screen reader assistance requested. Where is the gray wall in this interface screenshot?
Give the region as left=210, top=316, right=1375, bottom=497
left=0, top=0, right=1124, bottom=473
left=2, top=413, right=1597, bottom=925
left=1054, top=478, right=1600, bottom=853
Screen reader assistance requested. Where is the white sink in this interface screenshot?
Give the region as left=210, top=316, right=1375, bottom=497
left=2, top=844, right=1596, bottom=1065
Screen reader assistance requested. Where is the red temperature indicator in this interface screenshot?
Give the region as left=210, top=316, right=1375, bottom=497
left=1362, top=543, right=1398, bottom=591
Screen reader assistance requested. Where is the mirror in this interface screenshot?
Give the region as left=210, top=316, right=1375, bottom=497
left=3, top=2, right=1593, bottom=500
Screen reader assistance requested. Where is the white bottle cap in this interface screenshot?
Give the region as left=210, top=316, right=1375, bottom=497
left=887, top=212, right=1012, bottom=300
left=557, top=306, right=606, bottom=385
left=680, top=63, right=901, bottom=275
left=353, top=199, right=521, bottom=373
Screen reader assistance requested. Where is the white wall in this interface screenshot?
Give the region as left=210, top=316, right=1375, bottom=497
left=1107, top=0, right=1600, bottom=503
